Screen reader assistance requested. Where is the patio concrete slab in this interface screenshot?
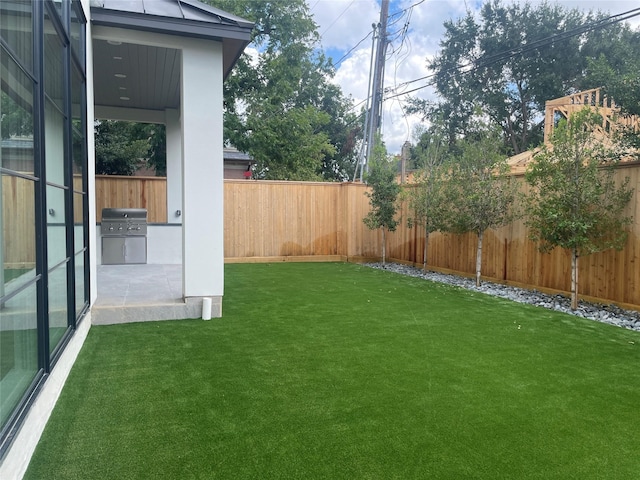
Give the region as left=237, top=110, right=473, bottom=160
left=93, top=264, right=204, bottom=325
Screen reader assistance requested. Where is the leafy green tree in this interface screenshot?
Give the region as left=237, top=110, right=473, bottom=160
left=425, top=0, right=635, bottom=155
left=582, top=25, right=640, bottom=149
left=363, top=137, right=401, bottom=265
left=93, top=121, right=165, bottom=176
left=581, top=21, right=640, bottom=115
left=445, top=124, right=518, bottom=286
left=250, top=106, right=335, bottom=181
left=135, top=123, right=166, bottom=176
left=407, top=127, right=450, bottom=269
left=94, top=120, right=150, bottom=175
left=525, top=108, right=634, bottom=309
left=207, top=0, right=359, bottom=181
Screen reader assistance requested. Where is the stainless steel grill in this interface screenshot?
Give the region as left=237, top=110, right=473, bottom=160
left=101, top=208, right=148, bottom=236
left=101, top=208, right=147, bottom=264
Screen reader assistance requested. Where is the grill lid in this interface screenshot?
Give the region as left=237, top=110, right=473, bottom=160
left=102, top=208, right=147, bottom=221
left=101, top=208, right=148, bottom=236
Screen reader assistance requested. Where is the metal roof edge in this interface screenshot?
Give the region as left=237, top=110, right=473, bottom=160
left=178, top=0, right=254, bottom=29
left=90, top=8, right=252, bottom=42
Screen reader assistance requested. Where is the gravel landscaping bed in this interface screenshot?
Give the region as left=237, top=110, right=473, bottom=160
left=365, top=263, right=640, bottom=333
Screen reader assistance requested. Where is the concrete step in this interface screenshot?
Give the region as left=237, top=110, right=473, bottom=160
left=92, top=298, right=204, bottom=325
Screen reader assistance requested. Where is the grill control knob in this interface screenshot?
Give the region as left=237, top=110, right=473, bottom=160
left=137, top=226, right=141, bottom=230
left=118, top=226, right=123, bottom=230
left=109, top=226, right=114, bottom=231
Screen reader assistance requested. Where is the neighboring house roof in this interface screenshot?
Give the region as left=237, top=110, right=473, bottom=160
left=223, top=148, right=253, bottom=163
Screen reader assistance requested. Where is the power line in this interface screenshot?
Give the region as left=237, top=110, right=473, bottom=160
left=332, top=30, right=373, bottom=68
left=320, top=0, right=357, bottom=37
left=383, top=7, right=640, bottom=101
left=390, top=7, right=640, bottom=92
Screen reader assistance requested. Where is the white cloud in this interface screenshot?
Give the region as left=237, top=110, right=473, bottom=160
left=312, top=0, right=380, bottom=50
left=310, top=0, right=640, bottom=153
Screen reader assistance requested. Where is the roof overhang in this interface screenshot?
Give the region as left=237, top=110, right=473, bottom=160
left=90, top=0, right=253, bottom=117
left=90, top=0, right=253, bottom=79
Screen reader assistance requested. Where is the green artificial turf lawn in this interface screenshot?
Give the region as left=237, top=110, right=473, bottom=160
left=25, top=263, right=640, bottom=479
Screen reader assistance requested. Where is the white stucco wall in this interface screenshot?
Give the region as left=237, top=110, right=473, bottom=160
left=181, top=39, right=224, bottom=299
left=165, top=108, right=183, bottom=225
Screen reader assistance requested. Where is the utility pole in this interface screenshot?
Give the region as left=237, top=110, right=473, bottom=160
left=354, top=0, right=390, bottom=182
left=368, top=0, right=389, bottom=158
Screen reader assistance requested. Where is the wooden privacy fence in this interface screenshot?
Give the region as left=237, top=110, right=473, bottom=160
left=3, top=167, right=639, bottom=308
left=95, top=175, right=167, bottom=223
left=224, top=167, right=640, bottom=309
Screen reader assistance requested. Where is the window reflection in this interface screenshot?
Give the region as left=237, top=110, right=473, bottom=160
left=1, top=49, right=35, bottom=176
left=0, top=1, right=33, bottom=70
left=70, top=1, right=84, bottom=66
left=73, top=192, right=84, bottom=252
left=44, top=15, right=65, bottom=112
left=74, top=252, right=85, bottom=318
left=0, top=281, right=39, bottom=427
left=48, top=263, right=69, bottom=354
left=45, top=98, right=66, bottom=187
left=71, top=67, right=85, bottom=179
left=46, top=185, right=68, bottom=269
left=1, top=174, right=36, bottom=295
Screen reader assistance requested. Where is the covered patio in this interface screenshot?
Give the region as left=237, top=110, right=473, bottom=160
left=90, top=0, right=253, bottom=320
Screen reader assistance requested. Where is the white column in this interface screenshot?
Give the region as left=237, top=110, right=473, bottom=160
left=165, top=108, right=182, bottom=224
left=180, top=40, right=224, bottom=310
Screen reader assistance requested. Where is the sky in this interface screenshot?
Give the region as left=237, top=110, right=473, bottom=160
left=306, top=0, right=640, bottom=154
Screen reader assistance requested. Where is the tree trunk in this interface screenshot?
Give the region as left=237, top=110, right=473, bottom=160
left=476, top=230, right=483, bottom=287
left=382, top=228, right=386, bottom=265
left=423, top=229, right=430, bottom=270
left=571, top=248, right=579, bottom=310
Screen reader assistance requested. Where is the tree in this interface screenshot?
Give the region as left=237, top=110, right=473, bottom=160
left=94, top=120, right=150, bottom=175
left=249, top=105, right=335, bottom=181
left=363, top=137, right=401, bottom=265
left=525, top=108, right=634, bottom=309
left=407, top=127, right=450, bottom=269
left=445, top=124, right=518, bottom=286
left=134, top=123, right=166, bottom=176
left=582, top=25, right=640, bottom=149
left=206, top=0, right=359, bottom=181
left=581, top=21, right=640, bottom=116
left=425, top=0, right=634, bottom=155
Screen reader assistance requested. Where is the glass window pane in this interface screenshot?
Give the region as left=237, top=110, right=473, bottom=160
left=44, top=14, right=64, bottom=113
left=45, top=99, right=66, bottom=186
left=0, top=0, right=33, bottom=70
left=2, top=174, right=36, bottom=295
left=1, top=48, right=35, bottom=176
left=74, top=251, right=85, bottom=318
left=0, top=280, right=39, bottom=428
left=71, top=67, right=85, bottom=179
left=46, top=185, right=68, bottom=268
left=48, top=263, right=68, bottom=354
left=73, top=192, right=85, bottom=253
left=51, top=1, right=63, bottom=23
left=70, top=1, right=84, bottom=67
